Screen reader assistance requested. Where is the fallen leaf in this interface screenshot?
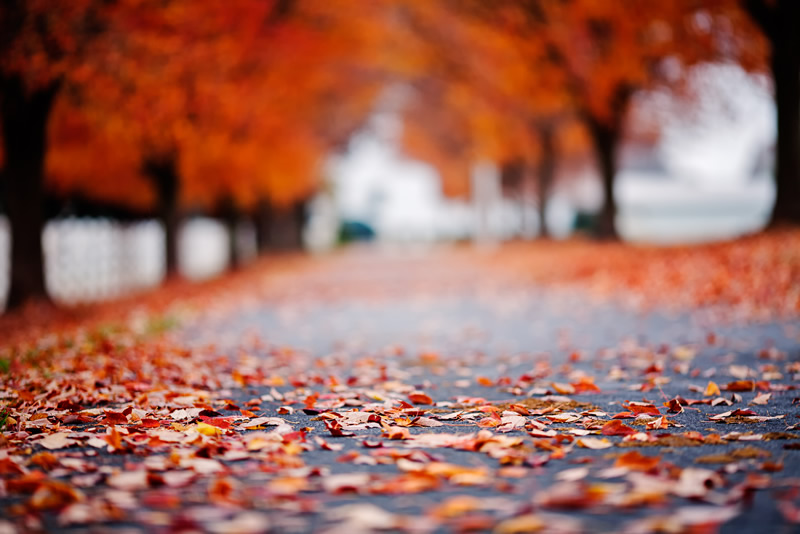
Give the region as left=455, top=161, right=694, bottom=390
left=576, top=437, right=613, bottom=450
left=408, top=392, right=433, bottom=405
left=704, top=381, right=721, bottom=397
left=39, top=432, right=76, bottom=450
left=602, top=420, right=636, bottom=436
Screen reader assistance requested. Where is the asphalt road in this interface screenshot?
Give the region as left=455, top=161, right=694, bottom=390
left=176, top=248, right=800, bottom=533
left=4, top=246, right=800, bottom=533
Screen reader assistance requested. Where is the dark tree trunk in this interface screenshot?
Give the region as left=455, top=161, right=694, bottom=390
left=500, top=159, right=530, bottom=238
left=269, top=201, right=306, bottom=251
left=536, top=123, right=555, bottom=239
left=0, top=74, right=61, bottom=310
left=254, top=199, right=273, bottom=254
left=291, top=200, right=306, bottom=249
left=586, top=116, right=621, bottom=240
left=221, top=197, right=241, bottom=270
left=770, top=48, right=800, bottom=225
left=143, top=155, right=180, bottom=278
left=745, top=0, right=800, bottom=226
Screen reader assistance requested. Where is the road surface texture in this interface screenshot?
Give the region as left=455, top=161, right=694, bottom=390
left=2, top=241, right=800, bottom=533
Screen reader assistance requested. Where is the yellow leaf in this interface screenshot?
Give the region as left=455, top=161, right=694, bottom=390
left=704, top=381, right=721, bottom=397
left=196, top=422, right=222, bottom=437
left=493, top=514, right=544, bottom=533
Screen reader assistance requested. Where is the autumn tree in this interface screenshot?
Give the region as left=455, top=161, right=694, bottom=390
left=517, top=1, right=767, bottom=239
left=403, top=1, right=769, bottom=240
left=42, top=0, right=381, bottom=281
left=395, top=1, right=580, bottom=238
left=0, top=1, right=118, bottom=308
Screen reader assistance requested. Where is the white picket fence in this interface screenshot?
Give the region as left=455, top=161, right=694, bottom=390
left=0, top=217, right=239, bottom=308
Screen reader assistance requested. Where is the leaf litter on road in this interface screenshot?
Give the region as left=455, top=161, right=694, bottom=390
left=2, top=234, right=800, bottom=532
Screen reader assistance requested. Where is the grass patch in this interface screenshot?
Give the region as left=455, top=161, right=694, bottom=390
left=144, top=314, right=180, bottom=336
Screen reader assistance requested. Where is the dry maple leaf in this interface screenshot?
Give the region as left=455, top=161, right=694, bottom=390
left=623, top=401, right=661, bottom=415
left=614, top=451, right=661, bottom=471
left=602, top=420, right=636, bottom=436
left=725, top=380, right=756, bottom=392
left=704, top=381, right=721, bottom=397
left=408, top=392, right=433, bottom=405
left=576, top=437, right=613, bottom=449
left=38, top=432, right=76, bottom=450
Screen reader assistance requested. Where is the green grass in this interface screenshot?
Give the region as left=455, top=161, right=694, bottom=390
left=144, top=314, right=179, bottom=336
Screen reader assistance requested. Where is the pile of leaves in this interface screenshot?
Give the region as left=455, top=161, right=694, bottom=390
left=486, top=229, right=800, bottom=320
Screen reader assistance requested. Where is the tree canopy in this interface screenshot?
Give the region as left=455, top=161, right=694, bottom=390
left=0, top=0, right=794, bottom=308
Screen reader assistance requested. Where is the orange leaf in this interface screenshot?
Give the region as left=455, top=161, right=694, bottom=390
left=601, top=420, right=636, bottom=436
left=614, top=451, right=661, bottom=471
left=623, top=401, right=660, bottom=416
left=551, top=382, right=575, bottom=395
left=572, top=377, right=601, bottom=393
left=477, top=417, right=500, bottom=428
left=725, top=380, right=755, bottom=392
left=383, top=427, right=411, bottom=440
left=646, top=416, right=669, bottom=430
left=408, top=392, right=433, bottom=405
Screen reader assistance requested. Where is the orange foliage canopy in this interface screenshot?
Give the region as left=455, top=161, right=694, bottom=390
left=0, top=0, right=771, bottom=212
left=395, top=0, right=768, bottom=201
left=1, top=0, right=385, bottom=213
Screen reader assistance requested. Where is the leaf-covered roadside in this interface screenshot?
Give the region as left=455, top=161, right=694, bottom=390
left=487, top=229, right=800, bottom=320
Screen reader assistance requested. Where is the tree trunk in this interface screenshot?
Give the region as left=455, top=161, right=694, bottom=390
left=768, top=1, right=800, bottom=226
left=254, top=199, right=273, bottom=254
left=0, top=75, right=61, bottom=310
left=536, top=123, right=555, bottom=239
left=222, top=197, right=241, bottom=270
left=143, top=155, right=180, bottom=278
left=586, top=116, right=620, bottom=240
left=291, top=200, right=306, bottom=249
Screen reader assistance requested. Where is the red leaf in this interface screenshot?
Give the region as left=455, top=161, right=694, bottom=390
left=103, top=411, right=127, bottom=425
left=601, top=420, right=636, bottom=436
left=139, top=418, right=160, bottom=428
left=725, top=380, right=755, bottom=392
left=664, top=398, right=684, bottom=413
left=198, top=416, right=233, bottom=429
left=623, top=401, right=661, bottom=415
left=324, top=420, right=354, bottom=437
